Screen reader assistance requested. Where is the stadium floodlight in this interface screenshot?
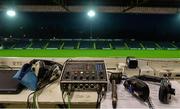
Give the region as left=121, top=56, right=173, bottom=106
left=6, top=9, right=16, bottom=17
left=87, top=10, right=96, bottom=18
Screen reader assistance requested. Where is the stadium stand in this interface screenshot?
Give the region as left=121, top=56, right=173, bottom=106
left=79, top=41, right=94, bottom=49
left=157, top=42, right=177, bottom=50
left=173, top=42, right=180, bottom=49
left=29, top=40, right=48, bottom=49
left=14, top=40, right=31, bottom=49
left=95, top=41, right=111, bottom=49
left=125, top=41, right=142, bottom=50
left=62, top=41, right=78, bottom=49
left=141, top=41, right=157, bottom=50
left=1, top=39, right=180, bottom=50
left=2, top=40, right=16, bottom=49
left=111, top=41, right=126, bottom=49
left=46, top=40, right=61, bottom=49
left=0, top=43, right=2, bottom=49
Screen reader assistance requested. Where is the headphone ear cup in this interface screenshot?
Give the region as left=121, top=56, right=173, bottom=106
left=37, top=61, right=46, bottom=80
left=50, top=64, right=61, bottom=81
left=159, top=85, right=169, bottom=104
left=43, top=66, right=52, bottom=81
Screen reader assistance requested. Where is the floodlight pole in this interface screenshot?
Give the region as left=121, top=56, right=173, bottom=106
left=87, top=10, right=95, bottom=38
left=90, top=21, right=92, bottom=38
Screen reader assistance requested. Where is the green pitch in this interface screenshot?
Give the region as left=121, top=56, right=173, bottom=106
left=0, top=49, right=179, bottom=58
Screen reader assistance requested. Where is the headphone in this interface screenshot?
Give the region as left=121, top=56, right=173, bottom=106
left=30, top=59, right=63, bottom=90
left=124, top=77, right=150, bottom=101
left=124, top=75, right=175, bottom=104
left=159, top=79, right=175, bottom=104
left=14, top=59, right=63, bottom=91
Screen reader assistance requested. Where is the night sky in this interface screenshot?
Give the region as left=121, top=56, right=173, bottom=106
left=0, top=12, right=180, bottom=41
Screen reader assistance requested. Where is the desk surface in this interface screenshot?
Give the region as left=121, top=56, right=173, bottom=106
left=0, top=57, right=180, bottom=108
left=0, top=81, right=97, bottom=104
left=101, top=81, right=180, bottom=109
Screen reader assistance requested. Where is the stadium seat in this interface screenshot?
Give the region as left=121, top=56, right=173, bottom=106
left=2, top=40, right=16, bottom=49
left=111, top=41, right=126, bottom=49
left=62, top=41, right=78, bottom=49
left=95, top=41, right=111, bottom=49
left=14, top=40, right=31, bottom=49
left=141, top=41, right=157, bottom=50
left=126, top=41, right=142, bottom=50
left=79, top=41, right=94, bottom=49
left=46, top=40, right=62, bottom=49
left=157, top=42, right=177, bottom=50
left=173, top=42, right=180, bottom=49
left=29, top=40, right=48, bottom=49
left=0, top=43, right=2, bottom=49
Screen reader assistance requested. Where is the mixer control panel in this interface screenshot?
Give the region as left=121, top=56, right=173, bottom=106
left=60, top=60, right=108, bottom=91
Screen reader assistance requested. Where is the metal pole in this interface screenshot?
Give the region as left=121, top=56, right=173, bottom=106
left=90, top=21, right=92, bottom=38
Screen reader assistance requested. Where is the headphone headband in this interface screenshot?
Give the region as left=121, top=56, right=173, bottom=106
left=30, top=59, right=63, bottom=70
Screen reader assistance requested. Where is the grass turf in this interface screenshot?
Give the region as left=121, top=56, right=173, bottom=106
left=0, top=49, right=180, bottom=58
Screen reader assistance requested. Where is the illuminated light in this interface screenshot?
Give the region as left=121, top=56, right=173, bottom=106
left=87, top=10, right=96, bottom=18
left=6, top=9, right=16, bottom=17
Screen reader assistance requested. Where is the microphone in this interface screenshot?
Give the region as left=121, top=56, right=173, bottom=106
left=109, top=72, right=122, bottom=109
left=112, top=80, right=117, bottom=108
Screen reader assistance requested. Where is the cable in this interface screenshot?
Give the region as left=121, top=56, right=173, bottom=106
left=32, top=91, right=39, bottom=109
left=62, top=91, right=65, bottom=108
left=62, top=58, right=72, bottom=68
left=122, top=74, right=128, bottom=80
left=97, top=92, right=104, bottom=108
left=62, top=91, right=67, bottom=108
left=27, top=77, right=59, bottom=109
left=66, top=84, right=72, bottom=109
left=68, top=93, right=71, bottom=109
left=62, top=91, right=72, bottom=109
left=59, top=59, right=73, bottom=109
left=32, top=92, right=36, bottom=108
left=96, top=87, right=105, bottom=108
left=96, top=85, right=101, bottom=108
left=27, top=59, right=64, bottom=108
left=0, top=65, right=13, bottom=70
left=96, top=92, right=100, bottom=108
left=147, top=97, right=154, bottom=109
left=27, top=91, right=35, bottom=109
left=37, top=77, right=58, bottom=91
